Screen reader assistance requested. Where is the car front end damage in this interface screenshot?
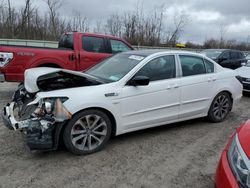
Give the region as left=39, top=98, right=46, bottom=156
left=2, top=84, right=72, bottom=150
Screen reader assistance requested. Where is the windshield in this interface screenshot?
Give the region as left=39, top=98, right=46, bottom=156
left=246, top=54, right=250, bottom=60
left=85, top=53, right=145, bottom=82
left=201, top=50, right=223, bottom=59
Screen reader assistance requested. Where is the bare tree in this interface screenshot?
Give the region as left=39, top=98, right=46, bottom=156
left=105, top=13, right=123, bottom=37
left=71, top=11, right=89, bottom=32
left=219, top=23, right=228, bottom=48
left=167, top=12, right=189, bottom=46
left=93, top=19, right=104, bottom=33
left=45, top=0, right=63, bottom=39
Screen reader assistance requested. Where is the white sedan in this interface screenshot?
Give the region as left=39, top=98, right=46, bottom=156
left=2, top=50, right=242, bottom=155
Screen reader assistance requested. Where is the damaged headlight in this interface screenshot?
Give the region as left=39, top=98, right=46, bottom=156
left=35, top=97, right=71, bottom=122
left=228, top=134, right=250, bottom=188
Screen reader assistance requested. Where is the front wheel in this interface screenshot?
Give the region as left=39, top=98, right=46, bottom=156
left=207, top=92, right=232, bottom=123
left=63, top=109, right=112, bottom=155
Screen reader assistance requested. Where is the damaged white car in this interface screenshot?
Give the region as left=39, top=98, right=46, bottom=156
left=2, top=50, right=242, bottom=155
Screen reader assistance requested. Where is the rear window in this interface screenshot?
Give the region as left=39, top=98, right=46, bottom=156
left=58, top=34, right=74, bottom=50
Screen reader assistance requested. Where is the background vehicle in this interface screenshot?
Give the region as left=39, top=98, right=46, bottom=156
left=246, top=54, right=250, bottom=63
left=236, top=62, right=250, bottom=94
left=2, top=50, right=242, bottom=155
left=201, top=49, right=247, bottom=69
left=215, top=120, right=250, bottom=188
left=0, top=32, right=133, bottom=82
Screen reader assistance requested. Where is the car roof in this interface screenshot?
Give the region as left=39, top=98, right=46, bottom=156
left=202, top=49, right=243, bottom=52
left=122, top=49, right=200, bottom=57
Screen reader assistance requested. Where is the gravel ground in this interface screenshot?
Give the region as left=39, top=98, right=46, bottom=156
left=0, top=82, right=249, bottom=188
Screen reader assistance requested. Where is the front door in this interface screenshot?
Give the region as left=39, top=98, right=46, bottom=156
left=119, top=55, right=181, bottom=132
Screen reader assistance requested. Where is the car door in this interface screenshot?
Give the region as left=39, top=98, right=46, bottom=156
left=119, top=55, right=181, bottom=132
left=79, top=35, right=111, bottom=71
left=218, top=51, right=232, bottom=69
left=178, top=55, right=217, bottom=119
left=230, top=51, right=241, bottom=69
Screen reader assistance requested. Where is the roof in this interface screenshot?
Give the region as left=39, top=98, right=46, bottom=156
left=122, top=49, right=200, bottom=57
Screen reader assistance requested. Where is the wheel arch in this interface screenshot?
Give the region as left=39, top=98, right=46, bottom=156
left=37, top=63, right=62, bottom=68
left=64, top=107, right=117, bottom=137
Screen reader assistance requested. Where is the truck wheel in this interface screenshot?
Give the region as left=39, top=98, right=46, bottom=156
left=63, top=109, right=112, bottom=155
left=207, top=92, right=232, bottom=123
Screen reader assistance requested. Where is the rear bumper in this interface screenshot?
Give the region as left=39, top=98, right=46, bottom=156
left=0, top=73, right=5, bottom=82
left=215, top=150, right=239, bottom=188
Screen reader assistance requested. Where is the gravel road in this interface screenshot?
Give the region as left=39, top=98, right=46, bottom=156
left=0, top=82, right=249, bottom=188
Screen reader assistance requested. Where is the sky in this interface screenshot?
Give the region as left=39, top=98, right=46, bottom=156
left=11, top=0, right=250, bottom=44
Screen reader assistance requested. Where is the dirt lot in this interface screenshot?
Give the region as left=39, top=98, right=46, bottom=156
left=0, top=82, right=249, bottom=188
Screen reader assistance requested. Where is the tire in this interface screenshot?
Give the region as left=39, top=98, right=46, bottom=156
left=207, top=92, right=232, bottom=123
left=63, top=109, right=112, bottom=155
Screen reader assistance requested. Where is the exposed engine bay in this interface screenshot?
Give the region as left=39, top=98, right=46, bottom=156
left=37, top=71, right=103, bottom=92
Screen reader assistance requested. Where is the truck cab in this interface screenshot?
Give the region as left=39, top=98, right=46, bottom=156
left=0, top=32, right=133, bottom=82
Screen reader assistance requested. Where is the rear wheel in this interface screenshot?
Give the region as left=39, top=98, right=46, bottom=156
left=208, top=92, right=232, bottom=122
left=63, top=109, right=112, bottom=155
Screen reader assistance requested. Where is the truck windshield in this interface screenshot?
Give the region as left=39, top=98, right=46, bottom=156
left=85, top=53, right=145, bottom=82
left=58, top=33, right=74, bottom=50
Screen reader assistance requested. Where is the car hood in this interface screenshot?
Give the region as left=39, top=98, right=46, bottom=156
left=237, top=120, right=250, bottom=159
left=235, top=66, right=250, bottom=78
left=24, top=67, right=103, bottom=93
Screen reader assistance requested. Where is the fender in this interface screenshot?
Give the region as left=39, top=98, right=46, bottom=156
left=29, top=57, right=67, bottom=69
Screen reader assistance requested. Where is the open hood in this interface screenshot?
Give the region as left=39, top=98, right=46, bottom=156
left=24, top=67, right=103, bottom=93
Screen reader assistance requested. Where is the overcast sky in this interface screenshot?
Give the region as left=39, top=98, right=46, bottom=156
left=12, top=0, right=250, bottom=44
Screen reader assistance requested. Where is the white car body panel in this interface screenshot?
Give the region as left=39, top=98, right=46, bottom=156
left=24, top=51, right=242, bottom=136
left=236, top=66, right=250, bottom=78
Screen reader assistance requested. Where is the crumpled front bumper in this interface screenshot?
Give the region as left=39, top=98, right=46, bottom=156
left=2, top=102, right=34, bottom=130
left=2, top=102, right=56, bottom=150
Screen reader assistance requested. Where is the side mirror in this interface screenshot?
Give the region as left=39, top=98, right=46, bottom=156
left=127, top=76, right=150, bottom=86
left=241, top=62, right=246, bottom=66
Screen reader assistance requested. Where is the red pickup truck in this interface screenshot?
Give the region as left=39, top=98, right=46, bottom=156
left=0, top=32, right=133, bottom=82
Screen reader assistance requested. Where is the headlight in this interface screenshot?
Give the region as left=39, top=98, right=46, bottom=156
left=35, top=97, right=71, bottom=122
left=0, top=52, right=13, bottom=67
left=228, top=134, right=250, bottom=188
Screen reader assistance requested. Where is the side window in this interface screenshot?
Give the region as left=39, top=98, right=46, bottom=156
left=221, top=51, right=230, bottom=59
left=179, top=55, right=206, bottom=76
left=110, top=40, right=131, bottom=54
left=204, top=59, right=214, bottom=73
left=82, top=36, right=107, bottom=53
left=230, top=52, right=239, bottom=59
left=135, top=55, right=176, bottom=81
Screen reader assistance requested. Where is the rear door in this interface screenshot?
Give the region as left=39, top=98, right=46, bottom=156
left=78, top=35, right=111, bottom=71
left=178, top=55, right=217, bottom=118
left=218, top=51, right=233, bottom=69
